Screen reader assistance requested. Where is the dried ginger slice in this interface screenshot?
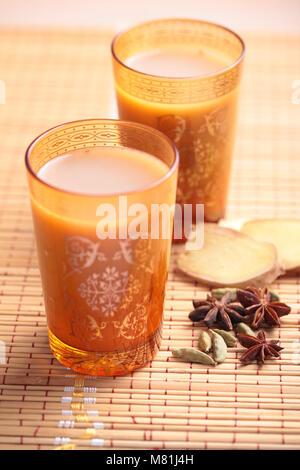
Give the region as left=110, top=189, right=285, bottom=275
left=177, top=223, right=283, bottom=288
left=241, top=219, right=300, bottom=272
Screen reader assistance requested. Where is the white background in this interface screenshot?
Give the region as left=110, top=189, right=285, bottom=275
left=0, top=0, right=299, bottom=34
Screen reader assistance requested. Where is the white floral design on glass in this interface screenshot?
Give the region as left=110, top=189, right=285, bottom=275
left=65, top=236, right=105, bottom=274
left=78, top=267, right=129, bottom=317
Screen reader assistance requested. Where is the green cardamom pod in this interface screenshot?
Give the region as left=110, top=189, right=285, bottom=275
left=211, top=329, right=236, bottom=347
left=235, top=322, right=256, bottom=337
left=211, top=287, right=237, bottom=301
left=210, top=330, right=228, bottom=363
left=211, top=286, right=280, bottom=302
left=269, top=290, right=280, bottom=302
left=172, top=348, right=216, bottom=365
left=198, top=330, right=212, bottom=352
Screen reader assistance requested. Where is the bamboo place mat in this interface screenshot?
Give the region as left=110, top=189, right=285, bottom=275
left=0, top=28, right=300, bottom=450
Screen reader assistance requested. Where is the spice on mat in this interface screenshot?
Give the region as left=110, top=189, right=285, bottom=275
left=182, top=285, right=289, bottom=367
left=241, top=218, right=300, bottom=272
left=235, top=322, right=256, bottom=337
left=172, top=347, right=216, bottom=366
left=198, top=330, right=212, bottom=353
left=210, top=330, right=227, bottom=363
left=237, top=330, right=283, bottom=365
left=236, top=287, right=291, bottom=329
left=211, top=287, right=239, bottom=301
left=189, top=292, right=246, bottom=330
left=177, top=223, right=283, bottom=288
left=211, top=328, right=236, bottom=347
left=212, top=286, right=280, bottom=302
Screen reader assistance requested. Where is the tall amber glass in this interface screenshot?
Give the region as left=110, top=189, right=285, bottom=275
left=112, top=19, right=245, bottom=223
left=25, top=119, right=178, bottom=376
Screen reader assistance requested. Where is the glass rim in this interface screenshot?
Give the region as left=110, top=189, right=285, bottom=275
left=25, top=118, right=179, bottom=198
left=111, top=17, right=245, bottom=81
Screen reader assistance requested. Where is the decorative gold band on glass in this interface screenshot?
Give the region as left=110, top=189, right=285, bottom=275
left=112, top=18, right=245, bottom=104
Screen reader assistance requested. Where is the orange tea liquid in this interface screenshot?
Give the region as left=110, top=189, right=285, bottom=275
left=114, top=47, right=241, bottom=222
left=32, top=146, right=172, bottom=376
left=38, top=146, right=168, bottom=194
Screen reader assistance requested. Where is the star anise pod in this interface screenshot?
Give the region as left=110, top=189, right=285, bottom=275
left=189, top=292, right=246, bottom=331
left=237, top=330, right=283, bottom=364
left=236, top=287, right=291, bottom=329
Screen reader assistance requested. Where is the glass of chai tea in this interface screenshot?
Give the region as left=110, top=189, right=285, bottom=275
left=111, top=18, right=245, bottom=225
left=25, top=119, right=178, bottom=376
